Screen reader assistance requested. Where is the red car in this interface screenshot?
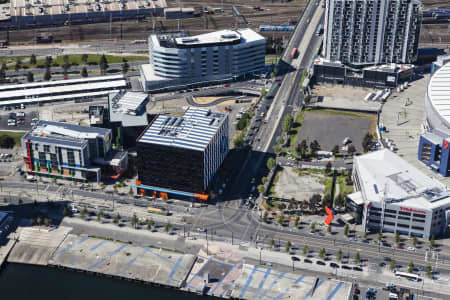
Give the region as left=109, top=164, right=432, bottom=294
left=396, top=245, right=404, bottom=249
left=223, top=83, right=230, bottom=87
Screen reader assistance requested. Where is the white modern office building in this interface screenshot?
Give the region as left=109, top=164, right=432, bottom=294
left=352, top=149, right=450, bottom=239
left=323, top=0, right=422, bottom=66
left=140, top=28, right=266, bottom=91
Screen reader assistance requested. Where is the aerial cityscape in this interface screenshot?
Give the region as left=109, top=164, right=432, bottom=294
left=0, top=0, right=449, bottom=299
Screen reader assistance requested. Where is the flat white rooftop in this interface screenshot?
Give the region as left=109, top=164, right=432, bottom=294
left=354, top=149, right=450, bottom=210
left=170, top=28, right=263, bottom=47
left=138, top=107, right=227, bottom=151
left=428, top=62, right=450, bottom=125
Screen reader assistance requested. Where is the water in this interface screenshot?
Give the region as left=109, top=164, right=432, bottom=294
left=0, top=263, right=218, bottom=300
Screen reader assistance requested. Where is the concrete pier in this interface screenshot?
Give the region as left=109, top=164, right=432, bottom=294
left=7, top=226, right=71, bottom=265
left=49, top=234, right=196, bottom=288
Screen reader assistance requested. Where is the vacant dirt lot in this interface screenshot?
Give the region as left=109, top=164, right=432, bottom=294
left=274, top=166, right=324, bottom=201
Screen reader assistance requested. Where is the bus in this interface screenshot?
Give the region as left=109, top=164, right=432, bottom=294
left=147, top=206, right=169, bottom=216
left=395, top=271, right=420, bottom=281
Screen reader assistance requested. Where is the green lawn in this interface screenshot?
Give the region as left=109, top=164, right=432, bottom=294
left=0, top=130, right=26, bottom=146
left=0, top=56, right=28, bottom=66
left=8, top=54, right=148, bottom=70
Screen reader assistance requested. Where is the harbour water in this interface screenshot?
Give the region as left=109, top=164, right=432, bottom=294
left=0, top=263, right=218, bottom=300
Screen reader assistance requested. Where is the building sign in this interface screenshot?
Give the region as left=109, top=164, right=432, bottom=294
left=400, top=207, right=426, bottom=214
left=386, top=75, right=396, bottom=83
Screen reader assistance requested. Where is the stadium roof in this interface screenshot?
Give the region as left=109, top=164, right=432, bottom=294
left=354, top=149, right=450, bottom=210
left=138, top=107, right=227, bottom=151
left=428, top=62, right=450, bottom=125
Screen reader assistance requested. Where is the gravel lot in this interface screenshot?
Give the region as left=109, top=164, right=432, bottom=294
left=297, top=109, right=375, bottom=153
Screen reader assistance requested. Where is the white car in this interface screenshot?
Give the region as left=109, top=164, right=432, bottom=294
left=17, top=112, right=25, bottom=117
left=407, top=247, right=416, bottom=252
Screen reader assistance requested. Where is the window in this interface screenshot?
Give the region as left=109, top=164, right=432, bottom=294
left=413, top=218, right=425, bottom=223
left=398, top=216, right=410, bottom=220
left=413, top=213, right=425, bottom=218
left=412, top=226, right=424, bottom=231
left=384, top=214, right=396, bottom=219
left=38, top=152, right=47, bottom=168
left=44, top=145, right=50, bottom=152
left=370, top=207, right=381, bottom=211
left=398, top=211, right=411, bottom=216
left=397, top=223, right=409, bottom=228
left=384, top=221, right=395, bottom=226
left=385, top=209, right=396, bottom=214
left=67, top=150, right=75, bottom=167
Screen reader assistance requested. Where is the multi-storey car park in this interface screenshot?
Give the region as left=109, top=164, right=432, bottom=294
left=351, top=149, right=450, bottom=239
left=140, top=28, right=266, bottom=92
left=0, top=75, right=127, bottom=107
left=0, top=0, right=166, bottom=28
left=314, top=0, right=422, bottom=87
left=134, top=107, right=229, bottom=200
left=21, top=121, right=128, bottom=182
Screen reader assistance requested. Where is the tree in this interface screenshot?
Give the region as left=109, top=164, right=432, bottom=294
left=81, top=67, right=88, bottom=78
left=99, top=54, right=109, bottom=75
left=147, top=218, right=155, bottom=230
left=319, top=248, right=325, bottom=259
left=310, top=140, right=321, bottom=156
left=395, top=232, right=400, bottom=245
left=347, top=145, right=356, bottom=155
left=113, top=213, right=121, bottom=225
left=260, top=87, right=267, bottom=97
left=63, top=55, right=70, bottom=65
left=36, top=216, right=42, bottom=225
left=267, top=157, right=276, bottom=170
left=377, top=231, right=383, bottom=243
left=294, top=216, right=299, bottom=227
left=302, top=245, right=308, bottom=256
left=270, top=239, right=275, bottom=248
left=310, top=221, right=316, bottom=232
left=332, top=145, right=339, bottom=155
left=325, top=161, right=332, bottom=174
left=426, top=265, right=432, bottom=278
left=165, top=222, right=172, bottom=232
left=412, top=236, right=417, bottom=248
left=30, top=54, right=37, bottom=65
left=354, top=251, right=360, bottom=264
left=408, top=261, right=414, bottom=273
left=278, top=214, right=284, bottom=226
left=81, top=54, right=89, bottom=64
left=97, top=209, right=104, bottom=222
left=44, top=217, right=51, bottom=226
left=282, top=114, right=293, bottom=133
left=327, top=225, right=332, bottom=234
left=285, top=241, right=291, bottom=253
left=44, top=67, right=51, bottom=81
left=14, top=58, right=22, bottom=71
left=233, top=133, right=245, bottom=148
left=344, top=224, right=349, bottom=237
left=122, top=61, right=129, bottom=74
left=131, top=213, right=138, bottom=229
left=296, top=140, right=308, bottom=157
left=389, top=259, right=396, bottom=271
left=262, top=177, right=268, bottom=184
left=27, top=71, right=34, bottom=82
left=263, top=211, right=268, bottom=223
left=0, top=134, right=16, bottom=148
left=45, top=56, right=53, bottom=68
left=430, top=235, right=435, bottom=248
left=257, top=184, right=265, bottom=194
left=62, top=63, right=71, bottom=76
left=336, top=249, right=342, bottom=262
left=362, top=133, right=374, bottom=153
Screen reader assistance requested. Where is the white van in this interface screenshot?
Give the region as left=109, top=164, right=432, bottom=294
left=389, top=292, right=398, bottom=300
